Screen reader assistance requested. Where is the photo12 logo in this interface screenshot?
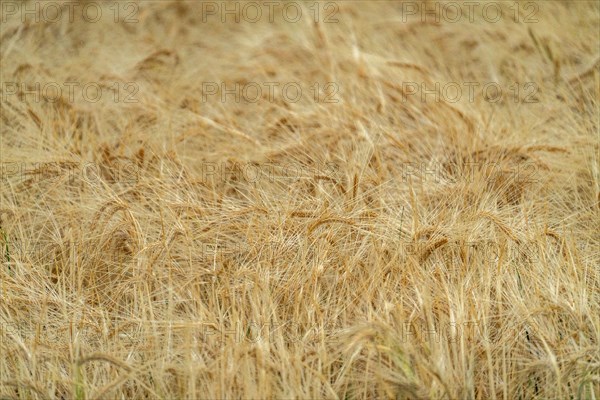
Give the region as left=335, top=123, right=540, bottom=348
left=198, top=161, right=340, bottom=184
left=0, top=161, right=140, bottom=185
left=398, top=239, right=543, bottom=264
left=201, top=81, right=340, bottom=104
left=198, top=1, right=339, bottom=23
left=1, top=1, right=139, bottom=24
left=400, top=81, right=539, bottom=104
left=2, top=81, right=139, bottom=104
left=0, top=321, right=31, bottom=337
left=397, top=161, right=539, bottom=184
left=400, top=2, right=539, bottom=24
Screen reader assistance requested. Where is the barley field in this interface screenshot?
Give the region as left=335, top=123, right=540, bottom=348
left=1, top=1, right=599, bottom=399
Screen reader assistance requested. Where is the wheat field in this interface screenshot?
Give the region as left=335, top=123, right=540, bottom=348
left=1, top=1, right=599, bottom=399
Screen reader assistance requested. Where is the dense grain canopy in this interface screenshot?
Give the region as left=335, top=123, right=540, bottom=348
left=1, top=1, right=599, bottom=399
